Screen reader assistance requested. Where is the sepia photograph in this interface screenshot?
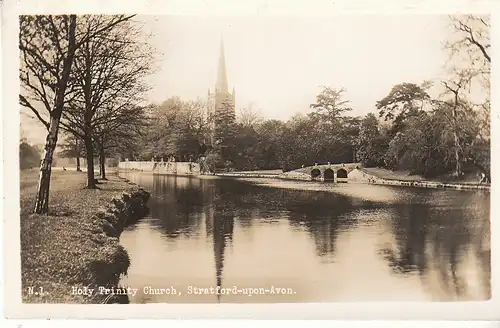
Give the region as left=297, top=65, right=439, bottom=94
left=3, top=0, right=497, bottom=320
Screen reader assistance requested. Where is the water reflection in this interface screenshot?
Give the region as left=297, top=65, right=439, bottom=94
left=377, top=191, right=491, bottom=300
left=148, top=176, right=206, bottom=239
left=119, top=173, right=490, bottom=302
left=209, top=202, right=234, bottom=301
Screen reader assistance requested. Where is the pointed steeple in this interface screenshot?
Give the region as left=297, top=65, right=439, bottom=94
left=216, top=37, right=228, bottom=93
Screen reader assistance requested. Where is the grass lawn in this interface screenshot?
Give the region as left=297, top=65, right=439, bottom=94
left=360, top=167, right=426, bottom=182
left=20, top=168, right=136, bottom=303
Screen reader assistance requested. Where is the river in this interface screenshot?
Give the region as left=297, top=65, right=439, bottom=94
left=118, top=172, right=490, bottom=303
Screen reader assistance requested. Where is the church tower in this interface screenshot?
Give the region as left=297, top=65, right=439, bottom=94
left=207, top=38, right=236, bottom=146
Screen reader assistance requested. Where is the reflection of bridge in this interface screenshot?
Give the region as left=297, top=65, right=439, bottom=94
left=293, top=163, right=360, bottom=183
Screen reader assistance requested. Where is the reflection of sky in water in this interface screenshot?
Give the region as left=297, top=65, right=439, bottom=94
left=119, top=173, right=490, bottom=303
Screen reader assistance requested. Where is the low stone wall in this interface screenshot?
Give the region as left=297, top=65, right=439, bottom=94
left=118, top=161, right=201, bottom=175
left=118, top=161, right=155, bottom=171
left=153, top=161, right=201, bottom=175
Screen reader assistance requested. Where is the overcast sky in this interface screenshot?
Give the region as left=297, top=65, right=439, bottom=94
left=139, top=14, right=452, bottom=119
left=22, top=14, right=458, bottom=144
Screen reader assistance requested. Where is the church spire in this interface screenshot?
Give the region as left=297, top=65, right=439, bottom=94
left=216, top=37, right=228, bottom=93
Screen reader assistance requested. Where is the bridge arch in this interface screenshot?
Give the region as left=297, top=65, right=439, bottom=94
left=337, top=168, right=348, bottom=183
left=323, top=168, right=335, bottom=182
left=311, top=168, right=321, bottom=180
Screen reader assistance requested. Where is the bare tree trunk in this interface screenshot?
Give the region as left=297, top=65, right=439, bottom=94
left=453, top=131, right=462, bottom=178
left=76, top=138, right=81, bottom=171
left=451, top=106, right=463, bottom=179
left=33, top=15, right=77, bottom=214
left=34, top=117, right=59, bottom=214
left=76, top=154, right=81, bottom=171
left=84, top=132, right=97, bottom=189
left=99, top=143, right=107, bottom=180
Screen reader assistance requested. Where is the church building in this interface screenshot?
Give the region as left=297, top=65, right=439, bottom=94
left=207, top=38, right=236, bottom=146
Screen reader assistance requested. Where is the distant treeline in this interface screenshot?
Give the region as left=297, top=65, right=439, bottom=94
left=121, top=80, right=490, bottom=180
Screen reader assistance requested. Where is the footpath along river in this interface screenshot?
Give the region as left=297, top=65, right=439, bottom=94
left=118, top=172, right=490, bottom=303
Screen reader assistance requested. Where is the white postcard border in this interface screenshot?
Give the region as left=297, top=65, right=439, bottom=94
left=2, top=0, right=499, bottom=320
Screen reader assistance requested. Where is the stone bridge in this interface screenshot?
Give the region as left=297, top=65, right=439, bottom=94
left=292, top=163, right=360, bottom=183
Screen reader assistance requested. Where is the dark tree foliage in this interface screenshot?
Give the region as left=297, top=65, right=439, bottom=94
left=142, top=97, right=208, bottom=161
left=376, top=83, right=430, bottom=136
left=20, top=141, right=42, bottom=170
left=356, top=113, right=388, bottom=167
left=309, top=86, right=352, bottom=122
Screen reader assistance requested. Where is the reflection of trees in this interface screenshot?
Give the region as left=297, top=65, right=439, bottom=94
left=149, top=176, right=206, bottom=238
left=138, top=175, right=238, bottom=302
left=226, top=186, right=358, bottom=259
left=288, top=192, right=358, bottom=259
left=473, top=191, right=491, bottom=299
left=379, top=203, right=430, bottom=275
left=379, top=191, right=490, bottom=300
left=210, top=182, right=361, bottom=260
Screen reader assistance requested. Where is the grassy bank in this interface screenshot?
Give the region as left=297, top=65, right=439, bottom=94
left=20, top=169, right=145, bottom=303
left=360, top=167, right=487, bottom=184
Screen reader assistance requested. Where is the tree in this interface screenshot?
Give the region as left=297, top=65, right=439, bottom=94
left=58, top=133, right=83, bottom=171
left=441, top=15, right=491, bottom=177
left=232, top=124, right=260, bottom=170
left=19, top=14, right=134, bottom=213
left=237, top=102, right=264, bottom=129
left=202, top=150, right=221, bottom=174
left=307, top=87, right=359, bottom=164
left=444, top=15, right=490, bottom=116
left=309, top=86, right=352, bottom=123
left=446, top=15, right=490, bottom=67
left=434, top=89, right=490, bottom=180
left=93, top=105, right=149, bottom=179
left=254, top=119, right=287, bottom=170
left=383, top=112, right=451, bottom=177
left=338, top=116, right=361, bottom=163
left=213, top=99, right=237, bottom=168
left=440, top=15, right=491, bottom=179
left=60, top=15, right=152, bottom=188
left=438, top=78, right=469, bottom=178
left=144, top=98, right=208, bottom=161
left=376, top=82, right=431, bottom=136
left=356, top=113, right=387, bottom=167
left=19, top=15, right=78, bottom=213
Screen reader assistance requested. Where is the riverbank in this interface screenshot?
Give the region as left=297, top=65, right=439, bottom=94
left=20, top=169, right=150, bottom=303
left=356, top=168, right=490, bottom=190
left=214, top=167, right=489, bottom=191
